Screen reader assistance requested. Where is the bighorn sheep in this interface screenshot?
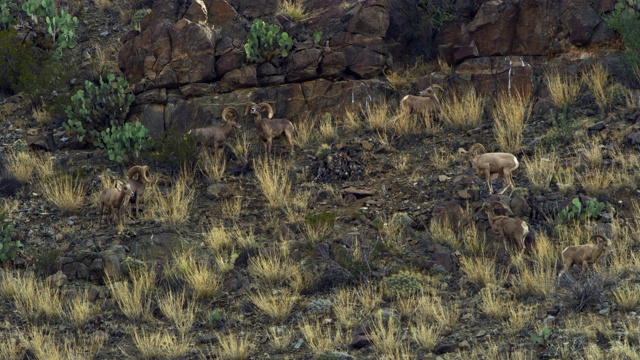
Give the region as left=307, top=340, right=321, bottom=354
left=559, top=234, right=613, bottom=277
left=244, top=102, right=294, bottom=156
left=481, top=201, right=529, bottom=252
left=99, top=179, right=133, bottom=227
left=126, top=165, right=153, bottom=218
left=458, top=143, right=519, bottom=195
left=400, top=84, right=444, bottom=118
left=188, top=107, right=242, bottom=155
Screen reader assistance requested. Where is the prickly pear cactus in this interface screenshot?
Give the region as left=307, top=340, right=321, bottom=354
left=381, top=270, right=425, bottom=298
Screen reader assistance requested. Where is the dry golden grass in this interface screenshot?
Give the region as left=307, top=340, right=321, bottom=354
left=318, top=116, right=337, bottom=143
left=253, top=156, right=293, bottom=209
left=422, top=111, right=443, bottom=135
left=199, top=150, right=226, bottom=182
left=184, top=261, right=223, bottom=300
left=410, top=323, right=441, bottom=352
left=304, top=217, right=334, bottom=244
left=5, top=150, right=53, bottom=183
left=26, top=326, right=105, bottom=360
left=531, top=232, right=558, bottom=269
left=584, top=343, right=605, bottom=360
left=384, top=69, right=412, bottom=91
left=215, top=248, right=238, bottom=274
left=459, top=255, right=500, bottom=287
left=429, top=218, right=461, bottom=250
left=576, top=166, right=614, bottom=196
left=88, top=45, right=118, bottom=80
left=609, top=341, right=639, bottom=360
left=299, top=320, right=343, bottom=354
left=394, top=154, right=410, bottom=172
left=213, top=332, right=253, bottom=360
left=612, top=283, right=640, bottom=311
left=333, top=287, right=365, bottom=330
left=231, top=132, right=251, bottom=166
left=492, top=92, right=531, bottom=152
left=158, top=290, right=198, bottom=337
left=523, top=149, right=557, bottom=191
left=293, top=115, right=317, bottom=148
left=268, top=326, right=293, bottom=353
left=381, top=213, right=410, bottom=253
left=440, top=87, right=485, bottom=130
left=394, top=292, right=420, bottom=319
left=277, top=0, right=318, bottom=22
left=625, top=87, right=640, bottom=109
left=247, top=253, right=300, bottom=288
left=479, top=285, right=511, bottom=319
left=367, top=312, right=404, bottom=357
left=131, top=328, right=191, bottom=359
left=416, top=294, right=459, bottom=328
left=146, top=170, right=195, bottom=225
left=363, top=102, right=391, bottom=133
left=511, top=263, right=556, bottom=298
left=32, top=105, right=52, bottom=125
left=579, top=137, right=604, bottom=168
left=250, top=288, right=299, bottom=322
left=583, top=63, right=613, bottom=110
left=545, top=67, right=581, bottom=109
left=205, top=221, right=233, bottom=252
left=501, top=304, right=535, bottom=336
left=430, top=146, right=454, bottom=170
left=221, top=196, right=243, bottom=221
left=390, top=109, right=418, bottom=138
left=0, top=334, right=22, bottom=360
left=0, top=271, right=63, bottom=321
left=231, top=224, right=257, bottom=251
left=554, top=164, right=576, bottom=195
left=93, top=0, right=112, bottom=11
left=106, top=270, right=154, bottom=321
left=66, top=289, right=94, bottom=329
left=40, top=174, right=87, bottom=214
left=341, top=107, right=364, bottom=133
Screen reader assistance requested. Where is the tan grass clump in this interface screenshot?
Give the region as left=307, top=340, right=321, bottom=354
left=523, top=149, right=557, bottom=191
left=268, top=326, right=293, bottom=353
left=0, top=334, right=22, bottom=360
left=576, top=166, right=614, bottom=196
left=501, top=304, right=535, bottom=336
left=212, top=332, right=253, bottom=360
left=492, top=92, right=531, bottom=153
left=293, top=115, right=317, bottom=148
left=459, top=255, right=500, bottom=288
left=479, top=285, right=511, bottom=319
left=5, top=150, right=52, bottom=183
left=363, top=101, right=391, bottom=133
left=410, top=323, right=441, bottom=352
left=0, top=271, right=63, bottom=321
left=253, top=156, right=293, bottom=210
left=440, top=87, right=485, bottom=130
left=511, top=263, right=556, bottom=298
left=583, top=63, right=613, bottom=110
left=277, top=0, right=318, bottom=22
left=158, top=290, right=198, bottom=337
left=612, top=283, right=640, bottom=311
left=429, top=217, right=461, bottom=250
left=184, top=261, right=223, bottom=300
left=131, top=328, right=191, bottom=359
left=32, top=105, right=52, bottom=125
left=250, top=288, right=299, bottom=323
left=40, top=174, right=87, bottom=214
left=247, top=253, right=300, bottom=288
left=231, top=131, right=251, bottom=166
left=299, top=319, right=343, bottom=354
left=106, top=270, right=154, bottom=321
left=199, top=150, right=226, bottom=182
left=430, top=146, right=454, bottom=170
left=27, top=326, right=105, bottom=360
left=66, top=289, right=95, bottom=329
left=366, top=312, right=405, bottom=357
left=341, top=107, right=363, bottom=133
left=205, top=221, right=233, bottom=252
left=545, top=67, right=581, bottom=109
left=146, top=169, right=195, bottom=225
left=384, top=69, right=412, bottom=91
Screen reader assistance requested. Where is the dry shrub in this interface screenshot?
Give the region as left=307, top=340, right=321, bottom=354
left=545, top=67, right=581, bottom=109
left=459, top=255, right=500, bottom=287
left=583, top=63, right=613, bottom=110
left=253, top=156, right=292, bottom=209
left=250, top=288, right=299, bottom=322
left=440, top=87, right=485, bottom=130
left=40, top=174, right=87, bottom=214
left=523, top=149, right=557, bottom=191
left=299, top=319, right=343, bottom=354
left=492, top=92, right=531, bottom=153
left=213, top=332, right=253, bottom=360
left=106, top=270, right=154, bottom=321
left=131, top=328, right=191, bottom=359
left=577, top=167, right=614, bottom=196
left=5, top=150, right=52, bottom=183
left=277, top=0, right=319, bottom=22
left=199, top=150, right=226, bottom=182
left=293, top=114, right=317, bottom=148
left=146, top=169, right=195, bottom=225
left=158, top=290, right=198, bottom=337
left=363, top=101, right=391, bottom=133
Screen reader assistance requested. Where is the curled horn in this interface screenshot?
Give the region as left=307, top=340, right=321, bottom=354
left=457, top=148, right=467, bottom=155
left=222, top=107, right=239, bottom=122
left=127, top=165, right=153, bottom=184
left=468, top=143, right=486, bottom=155
left=113, top=179, right=126, bottom=190
left=258, top=102, right=274, bottom=119
left=430, top=84, right=444, bottom=92
left=244, top=102, right=257, bottom=116
left=590, top=234, right=610, bottom=244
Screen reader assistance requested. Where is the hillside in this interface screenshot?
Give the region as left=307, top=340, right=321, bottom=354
left=2, top=0, right=640, bottom=359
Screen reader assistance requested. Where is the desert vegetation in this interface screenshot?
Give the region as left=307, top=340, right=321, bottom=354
left=2, top=0, right=640, bottom=359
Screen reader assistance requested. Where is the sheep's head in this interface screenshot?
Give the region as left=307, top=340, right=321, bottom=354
left=592, top=234, right=613, bottom=254
left=127, top=165, right=153, bottom=184
left=244, top=102, right=259, bottom=117
left=222, top=107, right=242, bottom=129
left=258, top=102, right=274, bottom=119
left=419, top=84, right=444, bottom=97
left=114, top=179, right=133, bottom=195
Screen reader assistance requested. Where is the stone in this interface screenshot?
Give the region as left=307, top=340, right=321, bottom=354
left=46, top=271, right=68, bottom=288
left=26, top=128, right=54, bottom=151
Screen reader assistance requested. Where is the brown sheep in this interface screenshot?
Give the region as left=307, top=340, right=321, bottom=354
left=126, top=165, right=153, bottom=218
left=560, top=234, right=613, bottom=277
left=481, top=201, right=529, bottom=252
left=99, top=179, right=133, bottom=227
left=400, top=84, right=443, bottom=118
left=188, top=107, right=243, bottom=156
left=244, top=102, right=294, bottom=156
left=458, top=143, right=519, bottom=195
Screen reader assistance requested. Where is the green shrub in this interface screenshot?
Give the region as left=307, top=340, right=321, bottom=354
left=95, top=121, right=154, bottom=164
left=244, top=19, right=293, bottom=62
left=131, top=8, right=151, bottom=29
left=0, top=0, right=17, bottom=30
left=21, top=0, right=56, bottom=20
left=64, top=73, right=135, bottom=143
left=541, top=108, right=580, bottom=150
left=46, top=8, right=78, bottom=59
left=380, top=270, right=425, bottom=298
left=0, top=212, right=21, bottom=263
left=557, top=197, right=605, bottom=224
left=605, top=0, right=640, bottom=73
left=149, top=129, right=200, bottom=170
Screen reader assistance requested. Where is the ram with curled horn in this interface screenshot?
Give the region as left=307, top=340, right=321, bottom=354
left=559, top=234, right=613, bottom=278
left=126, top=165, right=154, bottom=218
left=400, top=84, right=444, bottom=118
left=458, top=143, right=519, bottom=195
left=187, top=107, right=243, bottom=156
left=245, top=101, right=294, bottom=156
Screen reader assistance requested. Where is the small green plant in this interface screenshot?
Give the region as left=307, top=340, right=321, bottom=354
left=21, top=0, right=56, bottom=21
left=417, top=0, right=456, bottom=31
left=541, top=107, right=580, bottom=150
left=131, top=8, right=151, bottom=29
left=604, top=0, right=640, bottom=73
left=0, top=0, right=17, bottom=30
left=0, top=212, right=21, bottom=263
left=380, top=270, right=425, bottom=298
left=64, top=73, right=135, bottom=143
left=207, top=309, right=222, bottom=327
left=46, top=8, right=78, bottom=59
left=313, top=31, right=322, bottom=44
left=95, top=122, right=154, bottom=164
left=149, top=129, right=200, bottom=171
left=244, top=19, right=293, bottom=62
left=558, top=197, right=605, bottom=224
left=531, top=326, right=552, bottom=346
left=305, top=211, right=336, bottom=229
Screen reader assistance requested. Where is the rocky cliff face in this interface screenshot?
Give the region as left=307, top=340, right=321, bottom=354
left=118, top=0, right=622, bottom=137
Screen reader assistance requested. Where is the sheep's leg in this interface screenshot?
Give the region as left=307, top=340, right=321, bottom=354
left=285, top=130, right=294, bottom=155
left=99, top=203, right=104, bottom=227
left=484, top=170, right=493, bottom=194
